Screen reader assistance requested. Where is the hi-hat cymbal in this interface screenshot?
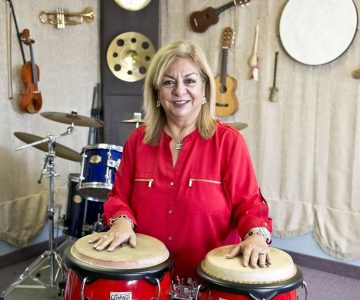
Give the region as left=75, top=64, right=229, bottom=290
left=14, top=132, right=82, bottom=162
left=40, top=111, right=104, bottom=128
left=227, top=122, right=248, bottom=130
left=106, top=32, right=156, bottom=82
left=119, top=118, right=145, bottom=123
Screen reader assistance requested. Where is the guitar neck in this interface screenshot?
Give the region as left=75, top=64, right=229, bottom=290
left=220, top=48, right=229, bottom=87
left=215, top=1, right=236, bottom=16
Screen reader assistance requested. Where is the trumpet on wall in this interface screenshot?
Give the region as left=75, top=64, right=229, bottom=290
left=39, top=7, right=95, bottom=29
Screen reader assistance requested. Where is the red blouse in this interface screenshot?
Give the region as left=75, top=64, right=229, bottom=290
left=103, top=120, right=272, bottom=279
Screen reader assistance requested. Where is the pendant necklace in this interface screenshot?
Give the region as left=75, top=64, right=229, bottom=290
left=175, top=140, right=183, bottom=150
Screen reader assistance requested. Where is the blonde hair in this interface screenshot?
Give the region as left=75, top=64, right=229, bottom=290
left=143, top=39, right=216, bottom=145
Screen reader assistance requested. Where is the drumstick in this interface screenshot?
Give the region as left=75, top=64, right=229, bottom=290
left=269, top=51, right=279, bottom=102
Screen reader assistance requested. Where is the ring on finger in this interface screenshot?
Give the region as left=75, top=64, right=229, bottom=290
left=259, top=252, right=265, bottom=256
left=103, top=235, right=109, bottom=239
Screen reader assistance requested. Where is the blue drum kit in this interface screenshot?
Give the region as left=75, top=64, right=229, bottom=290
left=4, top=110, right=143, bottom=297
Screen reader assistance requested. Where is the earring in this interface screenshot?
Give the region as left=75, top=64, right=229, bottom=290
left=201, top=96, right=206, bottom=105
left=156, top=100, right=160, bottom=108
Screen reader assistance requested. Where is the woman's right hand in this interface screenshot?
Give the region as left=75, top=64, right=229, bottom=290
left=89, top=217, right=136, bottom=251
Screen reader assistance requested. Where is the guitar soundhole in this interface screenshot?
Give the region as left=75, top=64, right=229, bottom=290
left=220, top=85, right=227, bottom=93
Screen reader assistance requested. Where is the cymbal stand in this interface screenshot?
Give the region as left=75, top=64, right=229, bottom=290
left=1, top=125, right=74, bottom=298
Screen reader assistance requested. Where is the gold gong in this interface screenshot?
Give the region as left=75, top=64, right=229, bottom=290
left=107, top=32, right=155, bottom=82
left=114, top=0, right=151, bottom=11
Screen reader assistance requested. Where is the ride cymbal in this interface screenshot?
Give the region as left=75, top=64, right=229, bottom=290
left=227, top=122, right=248, bottom=130
left=41, top=111, right=104, bottom=128
left=14, top=132, right=82, bottom=162
left=107, top=32, right=156, bottom=82
left=119, top=118, right=145, bottom=123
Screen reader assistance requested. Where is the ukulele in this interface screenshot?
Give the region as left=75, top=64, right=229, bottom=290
left=20, top=29, right=42, bottom=113
left=215, top=27, right=238, bottom=117
left=189, top=0, right=251, bottom=33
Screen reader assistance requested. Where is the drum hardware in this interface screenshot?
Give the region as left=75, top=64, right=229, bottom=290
left=2, top=126, right=77, bottom=297
left=106, top=32, right=156, bottom=82
left=351, top=68, right=360, bottom=79
left=14, top=130, right=81, bottom=162
left=169, top=277, right=202, bottom=299
left=269, top=51, right=279, bottom=102
left=41, top=110, right=104, bottom=128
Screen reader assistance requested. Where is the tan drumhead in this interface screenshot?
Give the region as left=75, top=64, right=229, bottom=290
left=201, top=246, right=297, bottom=284
left=71, top=233, right=169, bottom=269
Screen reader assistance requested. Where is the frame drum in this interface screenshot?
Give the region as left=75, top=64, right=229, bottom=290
left=63, top=233, right=173, bottom=300
left=196, top=246, right=306, bottom=300
left=279, top=0, right=358, bottom=65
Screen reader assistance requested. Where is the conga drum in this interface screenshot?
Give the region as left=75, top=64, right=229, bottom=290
left=196, top=246, right=307, bottom=300
left=63, top=233, right=173, bottom=300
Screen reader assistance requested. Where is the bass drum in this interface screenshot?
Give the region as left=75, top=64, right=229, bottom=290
left=196, top=246, right=307, bottom=300
left=63, top=233, right=173, bottom=300
left=279, top=0, right=358, bottom=65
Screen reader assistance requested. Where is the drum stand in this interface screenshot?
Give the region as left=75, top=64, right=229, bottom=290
left=1, top=126, right=74, bottom=299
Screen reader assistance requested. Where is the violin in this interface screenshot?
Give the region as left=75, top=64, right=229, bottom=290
left=20, top=29, right=42, bottom=113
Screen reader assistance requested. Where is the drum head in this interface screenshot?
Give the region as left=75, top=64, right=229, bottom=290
left=197, top=246, right=303, bottom=297
left=200, top=246, right=297, bottom=284
left=279, top=0, right=358, bottom=65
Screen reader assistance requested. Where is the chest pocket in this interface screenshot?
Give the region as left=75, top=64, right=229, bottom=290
left=187, top=177, right=229, bottom=214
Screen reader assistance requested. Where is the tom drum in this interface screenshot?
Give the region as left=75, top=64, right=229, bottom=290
left=78, top=144, right=123, bottom=200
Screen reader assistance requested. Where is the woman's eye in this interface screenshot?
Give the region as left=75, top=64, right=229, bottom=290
left=185, top=78, right=196, bottom=86
left=163, top=80, right=175, bottom=87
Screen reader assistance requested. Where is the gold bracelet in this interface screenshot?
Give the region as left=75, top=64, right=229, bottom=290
left=109, top=215, right=134, bottom=229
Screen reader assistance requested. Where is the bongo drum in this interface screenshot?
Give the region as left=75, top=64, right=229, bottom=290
left=78, top=144, right=123, bottom=200
left=63, top=233, right=173, bottom=300
left=196, top=246, right=307, bottom=300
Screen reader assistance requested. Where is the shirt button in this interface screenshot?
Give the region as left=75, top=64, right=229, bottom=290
left=170, top=181, right=174, bottom=186
left=168, top=209, right=173, bottom=214
left=168, top=236, right=173, bottom=241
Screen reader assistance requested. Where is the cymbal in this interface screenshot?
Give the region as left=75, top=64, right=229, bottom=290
left=14, top=132, right=82, bottom=162
left=40, top=111, right=104, bottom=128
left=106, top=32, right=156, bottom=82
left=227, top=122, right=248, bottom=130
left=119, top=118, right=145, bottom=123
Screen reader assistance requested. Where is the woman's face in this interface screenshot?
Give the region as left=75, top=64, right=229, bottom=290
left=158, top=57, right=205, bottom=125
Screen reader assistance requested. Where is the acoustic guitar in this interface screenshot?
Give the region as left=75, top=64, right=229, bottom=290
left=215, top=27, right=238, bottom=117
left=189, top=0, right=251, bottom=33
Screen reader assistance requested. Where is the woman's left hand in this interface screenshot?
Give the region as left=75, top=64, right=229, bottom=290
left=226, top=234, right=271, bottom=268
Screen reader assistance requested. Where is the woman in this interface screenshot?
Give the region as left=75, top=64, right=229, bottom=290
left=90, top=39, right=272, bottom=280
